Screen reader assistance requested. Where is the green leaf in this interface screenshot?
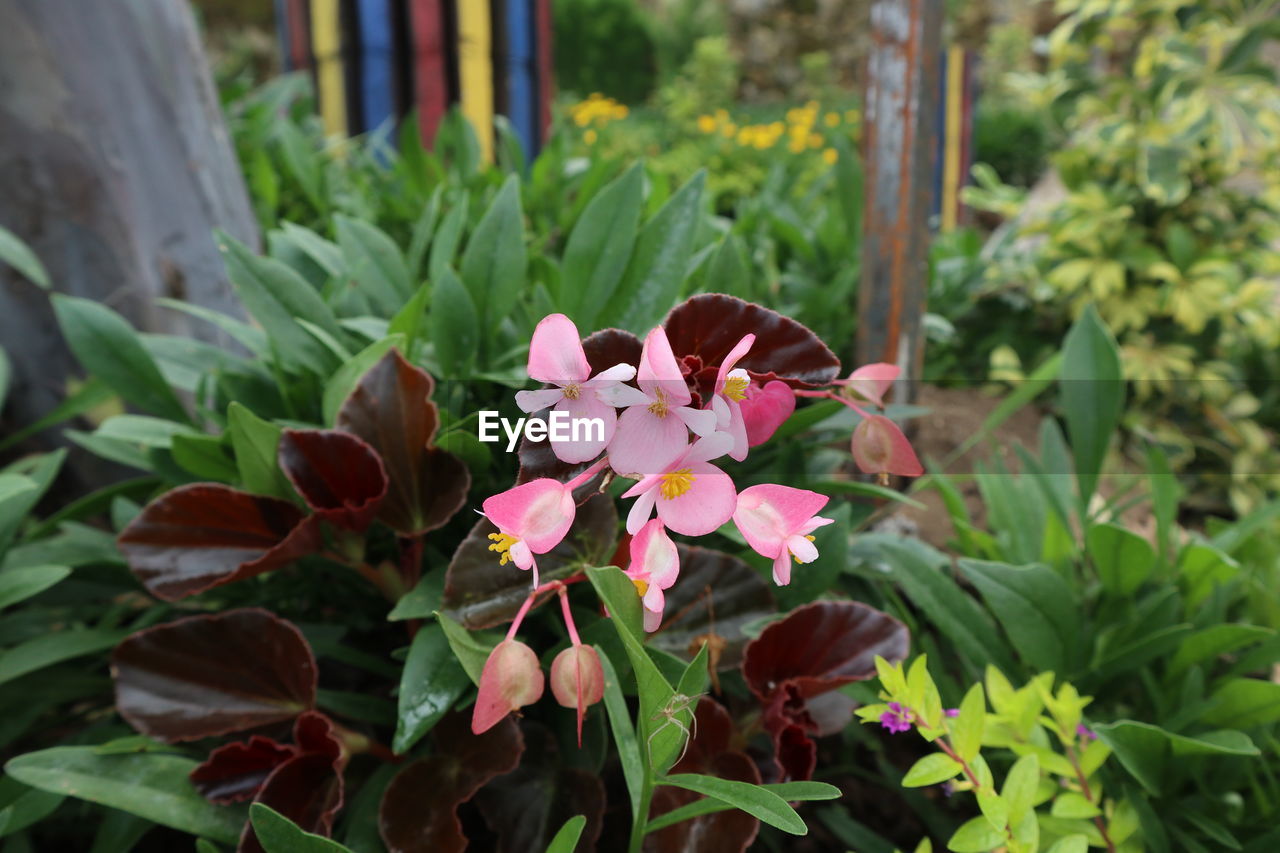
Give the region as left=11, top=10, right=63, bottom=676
left=975, top=789, right=1008, bottom=832
left=5, top=747, right=244, bottom=844
left=172, top=434, right=239, bottom=482
left=1059, top=304, right=1123, bottom=509
left=1168, top=624, right=1274, bottom=676
left=388, top=279, right=433, bottom=354
left=952, top=683, right=986, bottom=763
left=435, top=610, right=497, bottom=685
left=50, top=295, right=189, bottom=423
left=1001, top=754, right=1040, bottom=825
left=659, top=773, right=807, bottom=835
left=249, top=802, right=353, bottom=852
left=335, top=215, right=411, bottom=314
left=319, top=335, right=405, bottom=427
left=958, top=559, right=1078, bottom=673
left=947, top=815, right=1006, bottom=852
left=0, top=629, right=125, bottom=686
left=602, top=171, right=707, bottom=333
left=393, top=623, right=471, bottom=754
left=545, top=815, right=587, bottom=853
left=1086, top=522, right=1155, bottom=596
left=645, top=782, right=839, bottom=833
left=598, top=646, right=643, bottom=822
left=1045, top=835, right=1089, bottom=853
left=901, top=753, right=963, bottom=787
left=0, top=564, right=71, bottom=610
left=226, top=402, right=292, bottom=500
left=430, top=267, right=479, bottom=379
left=1200, top=678, right=1280, bottom=729
left=0, top=348, right=10, bottom=411
left=94, top=415, right=200, bottom=449
left=460, top=176, right=525, bottom=352
left=561, top=163, right=644, bottom=326
left=428, top=195, right=469, bottom=287
left=1051, top=792, right=1100, bottom=819
left=0, top=225, right=50, bottom=288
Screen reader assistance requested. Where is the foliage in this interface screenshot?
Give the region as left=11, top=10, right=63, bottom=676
left=971, top=99, right=1051, bottom=189
left=967, top=0, right=1280, bottom=513
left=554, top=0, right=659, bottom=104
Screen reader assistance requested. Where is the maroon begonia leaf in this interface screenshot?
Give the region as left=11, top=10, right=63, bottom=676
left=113, top=608, right=317, bottom=742
left=443, top=493, right=618, bottom=629
left=292, top=709, right=344, bottom=761
left=278, top=428, right=388, bottom=531
left=118, top=484, right=322, bottom=601
left=649, top=699, right=761, bottom=853
left=473, top=722, right=605, bottom=853
left=741, top=600, right=909, bottom=701
left=649, top=546, right=774, bottom=671
left=336, top=349, right=470, bottom=535
left=240, top=752, right=345, bottom=853
left=771, top=724, right=818, bottom=784
left=582, top=327, right=643, bottom=376
left=663, top=295, right=841, bottom=402
left=379, top=713, right=524, bottom=853
left=190, top=736, right=297, bottom=804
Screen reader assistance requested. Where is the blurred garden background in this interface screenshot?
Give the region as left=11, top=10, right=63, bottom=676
left=0, top=1, right=1278, bottom=852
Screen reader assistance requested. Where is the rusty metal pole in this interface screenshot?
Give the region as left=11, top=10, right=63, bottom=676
left=857, top=0, right=942, bottom=402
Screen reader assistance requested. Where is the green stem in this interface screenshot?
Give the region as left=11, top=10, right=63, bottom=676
left=628, top=771, right=654, bottom=853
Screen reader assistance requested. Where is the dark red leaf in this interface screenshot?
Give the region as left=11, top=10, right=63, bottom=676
left=118, top=484, right=322, bottom=601
left=771, top=724, right=817, bottom=784
left=379, top=713, right=524, bottom=853
left=278, top=429, right=388, bottom=531
left=649, top=546, right=774, bottom=671
left=293, top=709, right=344, bottom=761
left=473, top=722, right=605, bottom=853
left=741, top=600, right=909, bottom=701
left=663, top=295, right=841, bottom=402
left=190, top=736, right=296, bottom=804
left=113, top=608, right=317, bottom=742
left=442, top=493, right=618, bottom=629
left=582, top=328, right=643, bottom=375
left=649, top=699, right=761, bottom=853
left=240, top=752, right=345, bottom=853
left=336, top=349, right=470, bottom=535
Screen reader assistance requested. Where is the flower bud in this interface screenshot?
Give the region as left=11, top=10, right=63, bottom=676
left=472, top=640, right=544, bottom=735
left=851, top=414, right=923, bottom=478
left=550, top=644, right=605, bottom=710
left=740, top=380, right=796, bottom=446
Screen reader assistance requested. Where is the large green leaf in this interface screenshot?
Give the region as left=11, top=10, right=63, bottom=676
left=249, top=803, right=353, bottom=852
left=0, top=225, right=50, bottom=289
left=226, top=402, right=293, bottom=500
left=393, top=623, right=471, bottom=754
left=602, top=171, right=707, bottom=333
left=1200, top=678, right=1280, bottom=729
left=1093, top=720, right=1259, bottom=796
left=460, top=176, right=525, bottom=351
left=335, top=215, right=411, bottom=315
left=5, top=747, right=245, bottom=844
left=958, top=559, right=1078, bottom=674
left=1059, top=304, right=1123, bottom=510
left=0, top=565, right=71, bottom=610
left=561, top=163, right=644, bottom=326
left=0, top=629, right=125, bottom=687
left=50, top=295, right=189, bottom=423
left=658, top=773, right=806, bottom=835
left=1086, top=522, right=1156, bottom=596
left=430, top=267, right=479, bottom=379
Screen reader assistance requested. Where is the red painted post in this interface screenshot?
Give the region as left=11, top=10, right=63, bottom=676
left=857, top=0, right=942, bottom=401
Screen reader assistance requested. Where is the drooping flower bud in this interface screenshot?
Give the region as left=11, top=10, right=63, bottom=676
left=550, top=644, right=605, bottom=745
left=740, top=380, right=796, bottom=446
left=472, top=639, right=545, bottom=735
left=851, top=414, right=923, bottom=478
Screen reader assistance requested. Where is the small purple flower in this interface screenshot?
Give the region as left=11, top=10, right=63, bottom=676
left=944, top=708, right=960, bottom=717
left=879, top=701, right=913, bottom=734
left=1077, top=723, right=1096, bottom=742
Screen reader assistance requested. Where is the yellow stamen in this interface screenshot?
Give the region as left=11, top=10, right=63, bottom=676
left=792, top=534, right=817, bottom=564
left=659, top=468, right=695, bottom=500
left=723, top=376, right=749, bottom=401
left=632, top=577, right=649, bottom=597
left=562, top=383, right=581, bottom=400
left=647, top=389, right=669, bottom=418
left=487, top=532, right=519, bottom=566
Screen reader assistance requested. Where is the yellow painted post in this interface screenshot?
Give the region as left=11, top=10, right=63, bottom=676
left=457, top=0, right=495, bottom=162
left=941, top=45, right=964, bottom=232
left=311, top=0, right=347, bottom=138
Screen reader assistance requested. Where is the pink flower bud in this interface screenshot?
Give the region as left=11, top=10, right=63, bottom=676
left=550, top=644, right=605, bottom=745
left=472, top=640, right=545, bottom=735
left=851, top=414, right=923, bottom=478
left=740, top=380, right=796, bottom=446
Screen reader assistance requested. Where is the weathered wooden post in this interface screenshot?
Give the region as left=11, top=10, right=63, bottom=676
left=857, top=0, right=942, bottom=401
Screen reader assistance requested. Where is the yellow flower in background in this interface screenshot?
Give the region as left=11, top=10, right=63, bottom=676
left=584, top=129, right=598, bottom=144
left=697, top=114, right=717, bottom=133
left=721, top=122, right=738, bottom=138
left=788, top=137, right=806, bottom=154
left=807, top=133, right=823, bottom=148
left=822, top=148, right=838, bottom=165
left=824, top=112, right=840, bottom=127
left=844, top=109, right=860, bottom=123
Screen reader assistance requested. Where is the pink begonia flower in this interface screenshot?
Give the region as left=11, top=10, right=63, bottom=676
left=732, top=484, right=834, bottom=585
left=472, top=639, right=544, bottom=734
left=482, top=479, right=576, bottom=587
left=608, top=327, right=718, bottom=476
left=515, top=313, right=638, bottom=463
left=622, top=432, right=736, bottom=537
left=839, top=363, right=900, bottom=408
left=624, top=519, right=681, bottom=632
left=851, top=414, right=923, bottom=478
left=707, top=333, right=755, bottom=461
left=740, top=380, right=796, bottom=446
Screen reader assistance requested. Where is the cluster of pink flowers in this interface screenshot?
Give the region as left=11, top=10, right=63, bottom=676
left=472, top=313, right=922, bottom=735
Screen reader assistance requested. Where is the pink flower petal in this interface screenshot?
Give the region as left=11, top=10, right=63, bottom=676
left=715, top=333, right=756, bottom=389
left=772, top=552, right=792, bottom=586
left=514, top=387, right=565, bottom=414
left=609, top=405, right=690, bottom=477
left=625, top=488, right=659, bottom=535
left=787, top=533, right=819, bottom=563
left=851, top=415, right=923, bottom=477
left=843, top=363, right=901, bottom=407
left=724, top=399, right=748, bottom=461
left=655, top=461, right=737, bottom=536
left=596, top=383, right=651, bottom=408
left=527, top=314, right=590, bottom=385
left=630, top=519, right=679, bottom=589
left=551, top=394, right=616, bottom=464
left=684, top=431, right=733, bottom=465
left=733, top=485, right=830, bottom=559
left=675, top=405, right=718, bottom=437
left=741, top=380, right=796, bottom=446
left=643, top=606, right=663, bottom=633
left=637, top=327, right=691, bottom=405
left=481, top=479, right=576, bottom=553
left=586, top=362, right=637, bottom=385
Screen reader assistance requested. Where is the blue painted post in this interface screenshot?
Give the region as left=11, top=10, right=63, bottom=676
left=356, top=0, right=395, bottom=134
left=503, top=0, right=539, bottom=158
